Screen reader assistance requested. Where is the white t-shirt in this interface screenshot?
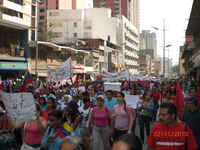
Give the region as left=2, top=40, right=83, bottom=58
left=78, top=106, right=91, bottom=128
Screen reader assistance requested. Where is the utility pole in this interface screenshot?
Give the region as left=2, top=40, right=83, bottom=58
left=35, top=0, right=40, bottom=78
left=163, top=19, right=166, bottom=77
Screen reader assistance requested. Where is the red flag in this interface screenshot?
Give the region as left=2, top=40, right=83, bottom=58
left=174, top=82, right=184, bottom=118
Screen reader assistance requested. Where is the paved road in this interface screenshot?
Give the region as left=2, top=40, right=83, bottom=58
left=134, top=118, right=150, bottom=150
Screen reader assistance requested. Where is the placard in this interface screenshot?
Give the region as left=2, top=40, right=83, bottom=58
left=104, top=82, right=121, bottom=92
left=125, top=94, right=139, bottom=109
left=0, top=91, right=36, bottom=123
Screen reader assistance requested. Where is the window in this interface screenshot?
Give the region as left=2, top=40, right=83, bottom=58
left=31, top=30, right=35, bottom=41
left=73, top=33, right=77, bottom=38
left=73, top=22, right=77, bottom=28
left=40, top=8, right=45, bottom=13
left=54, top=32, right=62, bottom=38
left=8, top=0, right=23, bottom=5
left=56, top=0, right=59, bottom=9
left=85, top=26, right=91, bottom=30
left=31, top=17, right=35, bottom=27
left=40, top=16, right=45, bottom=20
left=31, top=5, right=36, bottom=16
left=49, top=12, right=59, bottom=16
left=0, top=7, right=23, bottom=18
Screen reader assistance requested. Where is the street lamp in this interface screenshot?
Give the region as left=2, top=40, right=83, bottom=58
left=152, top=19, right=168, bottom=77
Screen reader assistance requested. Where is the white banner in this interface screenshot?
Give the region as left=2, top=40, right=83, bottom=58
left=0, top=91, right=36, bottom=123
left=47, top=57, right=73, bottom=82
left=104, top=82, right=121, bottom=92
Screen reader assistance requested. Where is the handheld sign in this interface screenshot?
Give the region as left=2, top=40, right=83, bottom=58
left=0, top=90, right=36, bottom=123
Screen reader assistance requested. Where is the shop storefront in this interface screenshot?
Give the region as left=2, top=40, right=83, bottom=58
left=0, top=57, right=28, bottom=80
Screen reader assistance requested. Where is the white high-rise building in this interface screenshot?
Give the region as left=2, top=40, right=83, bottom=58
left=119, top=15, right=139, bottom=74
left=47, top=8, right=139, bottom=74
left=0, top=0, right=37, bottom=41
left=140, top=30, right=157, bottom=59
left=0, top=0, right=38, bottom=78
left=47, top=8, right=119, bottom=44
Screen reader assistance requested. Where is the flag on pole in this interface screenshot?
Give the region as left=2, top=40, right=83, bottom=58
left=21, top=71, right=32, bottom=91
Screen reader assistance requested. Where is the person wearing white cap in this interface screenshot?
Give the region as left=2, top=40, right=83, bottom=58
left=88, top=95, right=112, bottom=150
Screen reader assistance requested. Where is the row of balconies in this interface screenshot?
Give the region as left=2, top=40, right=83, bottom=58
left=0, top=0, right=34, bottom=27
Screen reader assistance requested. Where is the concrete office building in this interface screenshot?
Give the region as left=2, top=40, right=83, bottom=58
left=47, top=8, right=120, bottom=44
left=140, top=30, right=157, bottom=59
left=93, top=0, right=139, bottom=30
left=39, top=0, right=93, bottom=33
left=47, top=8, right=139, bottom=74
left=119, top=15, right=139, bottom=74
left=0, top=0, right=38, bottom=79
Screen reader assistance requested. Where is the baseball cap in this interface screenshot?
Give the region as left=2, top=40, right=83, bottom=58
left=97, top=95, right=104, bottom=100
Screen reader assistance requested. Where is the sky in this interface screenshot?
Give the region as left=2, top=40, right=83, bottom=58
left=140, top=0, right=193, bottom=65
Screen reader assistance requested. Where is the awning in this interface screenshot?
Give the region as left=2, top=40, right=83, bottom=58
left=0, top=61, right=28, bottom=71
left=0, top=19, right=29, bottom=30
left=0, top=56, right=26, bottom=61
left=37, top=41, right=90, bottom=54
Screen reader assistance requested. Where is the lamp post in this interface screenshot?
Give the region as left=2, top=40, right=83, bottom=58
left=152, top=19, right=168, bottom=77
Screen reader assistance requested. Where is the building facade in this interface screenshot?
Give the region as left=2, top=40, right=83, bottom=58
left=152, top=59, right=161, bottom=76
left=47, top=8, right=139, bottom=73
left=38, top=0, right=59, bottom=33
left=0, top=0, right=38, bottom=79
left=140, top=30, right=157, bottom=59
left=93, top=0, right=139, bottom=30
left=47, top=8, right=120, bottom=45
left=59, top=0, right=93, bottom=9
left=119, top=15, right=139, bottom=74
left=139, top=54, right=151, bottom=75
left=39, top=0, right=93, bottom=33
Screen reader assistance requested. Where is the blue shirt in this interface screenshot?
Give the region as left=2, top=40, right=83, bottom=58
left=104, top=97, right=118, bottom=112
left=41, top=127, right=64, bottom=150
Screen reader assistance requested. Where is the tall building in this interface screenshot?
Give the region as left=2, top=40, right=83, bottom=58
left=59, top=0, right=93, bottom=9
left=93, top=0, right=139, bottom=29
left=39, top=0, right=93, bottom=34
left=119, top=15, right=139, bottom=74
left=47, top=8, right=118, bottom=44
left=47, top=8, right=139, bottom=74
left=38, top=0, right=59, bottom=32
left=140, top=30, right=157, bottom=59
left=0, top=0, right=38, bottom=79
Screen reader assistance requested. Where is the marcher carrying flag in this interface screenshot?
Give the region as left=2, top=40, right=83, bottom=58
left=20, top=70, right=32, bottom=92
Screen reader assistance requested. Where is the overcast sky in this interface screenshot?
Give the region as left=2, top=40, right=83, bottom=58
left=140, top=0, right=193, bottom=65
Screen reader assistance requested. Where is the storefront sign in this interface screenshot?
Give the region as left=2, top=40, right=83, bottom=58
left=0, top=61, right=28, bottom=70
